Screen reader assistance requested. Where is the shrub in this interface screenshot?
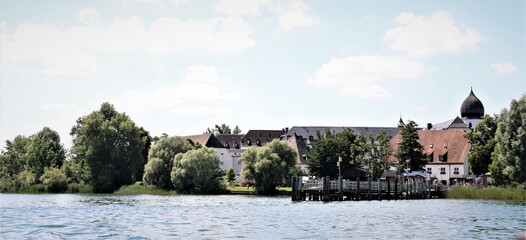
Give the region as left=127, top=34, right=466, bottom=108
left=40, top=168, right=68, bottom=193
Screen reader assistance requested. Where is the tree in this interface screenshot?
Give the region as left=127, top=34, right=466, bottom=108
left=40, top=167, right=68, bottom=193
left=171, top=147, right=224, bottom=194
left=494, top=94, right=526, bottom=185
left=306, top=129, right=366, bottom=178
left=206, top=123, right=233, bottom=134
left=0, top=135, right=30, bottom=178
left=26, top=127, right=66, bottom=178
left=70, top=102, right=147, bottom=193
left=395, top=120, right=428, bottom=172
left=225, top=167, right=236, bottom=186
left=240, top=139, right=297, bottom=194
left=363, top=131, right=393, bottom=179
left=143, top=135, right=194, bottom=189
left=465, top=115, right=497, bottom=176
left=489, top=145, right=510, bottom=186
left=233, top=125, right=242, bottom=134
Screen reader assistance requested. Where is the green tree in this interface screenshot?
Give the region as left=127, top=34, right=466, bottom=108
left=225, top=167, right=236, bottom=186
left=171, top=147, right=224, bottom=194
left=465, top=115, right=497, bottom=176
left=70, top=102, right=147, bottom=193
left=494, top=94, right=526, bottom=185
left=233, top=125, right=242, bottom=134
left=16, top=170, right=36, bottom=188
left=40, top=167, right=68, bottom=193
left=143, top=135, right=194, bottom=189
left=363, top=131, right=393, bottom=179
left=26, top=127, right=66, bottom=178
left=489, top=145, right=510, bottom=186
left=240, top=139, right=297, bottom=194
left=206, top=123, right=232, bottom=134
left=306, top=129, right=366, bottom=178
left=0, top=135, right=31, bottom=178
left=395, top=120, right=427, bottom=172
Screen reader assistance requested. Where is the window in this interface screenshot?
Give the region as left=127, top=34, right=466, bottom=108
left=220, top=161, right=223, bottom=165
left=453, top=167, right=459, bottom=174
left=238, top=161, right=241, bottom=165
left=426, top=168, right=432, bottom=174
left=440, top=168, right=446, bottom=174
left=225, top=142, right=230, bottom=149
left=256, top=139, right=261, bottom=146
left=247, top=139, right=252, bottom=146
left=234, top=142, right=239, bottom=149
left=439, top=152, right=448, bottom=162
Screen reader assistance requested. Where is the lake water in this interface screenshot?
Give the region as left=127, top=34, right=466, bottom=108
left=0, top=194, right=524, bottom=239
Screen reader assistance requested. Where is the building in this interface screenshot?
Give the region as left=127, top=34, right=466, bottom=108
left=389, top=129, right=470, bottom=186
left=389, top=88, right=486, bottom=186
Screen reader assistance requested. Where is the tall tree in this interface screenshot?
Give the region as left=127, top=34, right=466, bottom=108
left=306, top=129, right=366, bottom=178
left=26, top=127, right=66, bottom=178
left=363, top=131, right=393, bottom=179
left=240, top=139, right=297, bottom=194
left=395, top=120, right=427, bottom=172
left=464, top=115, right=497, bottom=176
left=70, top=102, right=147, bottom=193
left=494, top=94, right=526, bottom=185
left=0, top=135, right=31, bottom=178
left=143, top=135, right=193, bottom=189
left=206, top=123, right=233, bottom=134
left=171, top=147, right=224, bottom=194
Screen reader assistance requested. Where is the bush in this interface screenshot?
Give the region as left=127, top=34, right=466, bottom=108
left=171, top=147, right=224, bottom=194
left=143, top=158, right=170, bottom=189
left=40, top=168, right=68, bottom=193
left=16, top=170, right=36, bottom=188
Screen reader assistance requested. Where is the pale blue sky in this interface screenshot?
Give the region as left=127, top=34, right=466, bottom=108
left=1, top=0, right=524, bottom=148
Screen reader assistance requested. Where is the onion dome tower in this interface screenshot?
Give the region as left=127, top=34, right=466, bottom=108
left=460, top=88, right=484, bottom=119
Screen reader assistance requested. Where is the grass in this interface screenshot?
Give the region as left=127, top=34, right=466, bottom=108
left=114, top=184, right=178, bottom=195
left=226, top=186, right=292, bottom=193
left=446, top=186, right=526, bottom=201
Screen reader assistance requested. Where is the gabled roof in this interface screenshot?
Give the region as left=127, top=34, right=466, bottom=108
left=389, top=129, right=469, bottom=164
left=216, top=134, right=244, bottom=149
left=242, top=130, right=285, bottom=147
left=287, top=126, right=400, bottom=140
left=184, top=134, right=224, bottom=148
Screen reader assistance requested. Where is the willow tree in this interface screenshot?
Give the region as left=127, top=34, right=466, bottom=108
left=240, top=139, right=297, bottom=194
left=70, top=102, right=148, bottom=193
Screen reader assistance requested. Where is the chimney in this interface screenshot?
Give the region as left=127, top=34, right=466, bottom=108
left=427, top=123, right=433, bottom=130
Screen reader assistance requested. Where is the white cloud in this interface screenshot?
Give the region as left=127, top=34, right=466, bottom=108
left=309, top=55, right=432, bottom=98
left=384, top=11, right=485, bottom=59
left=170, top=0, right=188, bottom=7
left=274, top=0, right=319, bottom=33
left=184, top=64, right=219, bottom=83
left=78, top=8, right=100, bottom=25
left=215, top=0, right=271, bottom=16
left=1, top=16, right=255, bottom=75
left=491, top=62, right=517, bottom=75
left=362, top=15, right=378, bottom=30
left=113, top=65, right=243, bottom=115
left=118, top=0, right=162, bottom=4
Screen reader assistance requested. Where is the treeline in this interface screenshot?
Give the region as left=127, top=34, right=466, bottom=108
left=0, top=102, right=299, bottom=194
left=465, top=94, right=526, bottom=187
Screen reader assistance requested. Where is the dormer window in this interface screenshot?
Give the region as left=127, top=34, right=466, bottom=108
left=439, top=152, right=448, bottom=162
left=234, top=142, right=239, bottom=149
left=225, top=142, right=230, bottom=149
left=247, top=139, right=252, bottom=146
left=256, top=139, right=261, bottom=146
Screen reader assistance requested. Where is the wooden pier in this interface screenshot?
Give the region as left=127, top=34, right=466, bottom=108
left=291, top=176, right=445, bottom=201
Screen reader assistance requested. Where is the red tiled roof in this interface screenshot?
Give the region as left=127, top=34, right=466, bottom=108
left=389, top=129, right=469, bottom=164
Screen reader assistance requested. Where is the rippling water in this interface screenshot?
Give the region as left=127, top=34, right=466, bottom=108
left=0, top=194, right=524, bottom=239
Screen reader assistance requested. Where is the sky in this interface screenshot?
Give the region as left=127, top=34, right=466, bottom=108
left=0, top=0, right=525, bottom=149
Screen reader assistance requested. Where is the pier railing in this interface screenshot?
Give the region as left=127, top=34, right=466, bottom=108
left=291, top=176, right=444, bottom=201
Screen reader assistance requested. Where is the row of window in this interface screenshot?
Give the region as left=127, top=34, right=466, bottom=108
left=427, top=167, right=460, bottom=175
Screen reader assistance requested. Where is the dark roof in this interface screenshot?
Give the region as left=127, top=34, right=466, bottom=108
left=184, top=134, right=224, bottom=148
left=287, top=126, right=400, bottom=140
left=242, top=130, right=285, bottom=147
left=216, top=134, right=244, bottom=149
left=397, top=117, right=405, bottom=128
left=460, top=88, right=484, bottom=119
left=449, top=116, right=468, bottom=129
left=284, top=133, right=309, bottom=165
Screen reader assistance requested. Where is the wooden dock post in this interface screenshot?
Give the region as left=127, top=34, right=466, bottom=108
left=387, top=178, right=391, bottom=200
left=378, top=179, right=382, bottom=201
left=356, top=177, right=361, bottom=201
left=367, top=177, right=372, bottom=201
left=291, top=176, right=299, bottom=201
left=338, top=176, right=343, bottom=201
left=322, top=176, right=331, bottom=202
left=394, top=175, right=398, bottom=200
left=426, top=179, right=431, bottom=199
